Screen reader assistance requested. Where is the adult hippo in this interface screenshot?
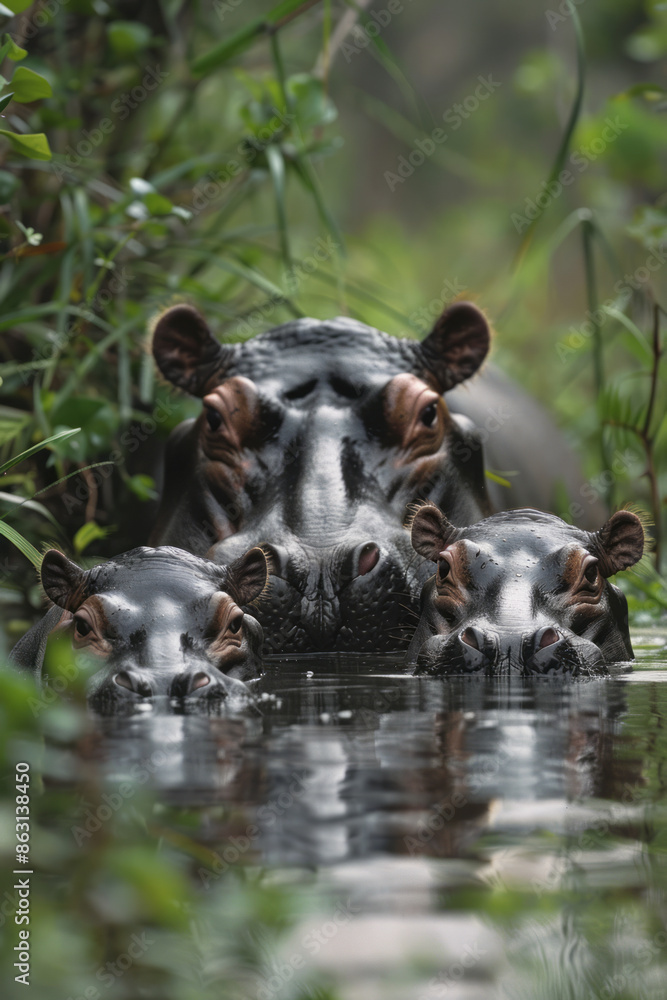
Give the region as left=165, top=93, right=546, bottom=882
left=151, top=302, right=491, bottom=653
left=150, top=302, right=600, bottom=654
left=10, top=545, right=268, bottom=710
left=407, top=504, right=644, bottom=675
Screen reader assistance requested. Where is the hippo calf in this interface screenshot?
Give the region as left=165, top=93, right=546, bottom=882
left=10, top=545, right=268, bottom=710
left=407, top=504, right=645, bottom=675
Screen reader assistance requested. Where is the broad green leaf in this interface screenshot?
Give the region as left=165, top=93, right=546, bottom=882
left=287, top=73, right=337, bottom=130
left=0, top=129, right=51, bottom=159
left=73, top=520, right=112, bottom=556
left=3, top=34, right=26, bottom=60
left=0, top=519, right=41, bottom=567
left=107, top=21, right=152, bottom=57
left=1, top=1, right=35, bottom=13
left=126, top=474, right=158, bottom=502
left=144, top=192, right=173, bottom=216
left=10, top=66, right=52, bottom=102
left=0, top=426, right=81, bottom=475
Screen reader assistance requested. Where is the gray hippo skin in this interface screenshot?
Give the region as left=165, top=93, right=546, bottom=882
left=10, top=545, right=268, bottom=710
left=150, top=302, right=602, bottom=654
left=151, top=302, right=492, bottom=653
left=407, top=504, right=644, bottom=675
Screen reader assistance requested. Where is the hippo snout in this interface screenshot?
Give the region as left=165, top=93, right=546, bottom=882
left=416, top=624, right=606, bottom=676
left=113, top=668, right=229, bottom=699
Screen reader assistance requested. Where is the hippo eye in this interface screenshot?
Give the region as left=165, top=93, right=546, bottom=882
left=73, top=616, right=92, bottom=637
left=421, top=402, right=438, bottom=428
left=205, top=406, right=222, bottom=431
left=584, top=561, right=599, bottom=585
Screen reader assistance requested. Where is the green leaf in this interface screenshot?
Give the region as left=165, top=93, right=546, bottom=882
left=620, top=82, right=666, bottom=101
left=10, top=66, right=52, bottom=102
left=0, top=427, right=81, bottom=475
left=0, top=4, right=16, bottom=17
left=0, top=520, right=41, bottom=568
left=126, top=474, right=158, bottom=502
left=107, top=21, right=152, bottom=57
left=0, top=129, right=51, bottom=159
left=1, top=1, right=35, bottom=13
left=3, top=34, right=26, bottom=60
left=73, top=520, right=112, bottom=556
left=144, top=191, right=174, bottom=216
left=0, top=91, right=14, bottom=113
left=287, top=73, right=337, bottom=130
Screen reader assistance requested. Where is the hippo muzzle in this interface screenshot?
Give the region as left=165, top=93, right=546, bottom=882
left=213, top=530, right=423, bottom=654
left=415, top=624, right=606, bottom=677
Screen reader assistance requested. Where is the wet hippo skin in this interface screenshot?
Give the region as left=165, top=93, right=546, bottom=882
left=150, top=303, right=606, bottom=654
left=151, top=303, right=492, bottom=654
left=407, top=504, right=645, bottom=675
left=10, top=545, right=268, bottom=710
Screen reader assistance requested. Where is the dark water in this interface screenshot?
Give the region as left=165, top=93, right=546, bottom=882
left=70, top=627, right=667, bottom=1000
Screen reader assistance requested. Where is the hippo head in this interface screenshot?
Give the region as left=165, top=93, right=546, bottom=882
left=407, top=504, right=645, bottom=675
left=39, top=545, right=267, bottom=708
left=151, top=303, right=491, bottom=652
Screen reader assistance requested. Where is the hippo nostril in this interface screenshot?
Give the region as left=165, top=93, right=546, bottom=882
left=537, top=626, right=560, bottom=650
left=114, top=671, right=151, bottom=697
left=356, top=542, right=380, bottom=578
left=190, top=672, right=210, bottom=691
left=460, top=627, right=480, bottom=650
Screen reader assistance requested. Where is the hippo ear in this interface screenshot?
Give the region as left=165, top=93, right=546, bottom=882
left=418, top=302, right=490, bottom=391
left=410, top=504, right=459, bottom=561
left=152, top=304, right=238, bottom=397
left=40, top=550, right=89, bottom=610
left=226, top=547, right=268, bottom=605
left=593, top=510, right=645, bottom=577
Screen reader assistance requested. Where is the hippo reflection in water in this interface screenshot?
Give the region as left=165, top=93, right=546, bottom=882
left=10, top=545, right=268, bottom=710
left=407, top=504, right=645, bottom=675
left=150, top=302, right=599, bottom=654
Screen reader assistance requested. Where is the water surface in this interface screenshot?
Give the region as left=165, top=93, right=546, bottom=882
left=68, top=626, right=667, bottom=999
